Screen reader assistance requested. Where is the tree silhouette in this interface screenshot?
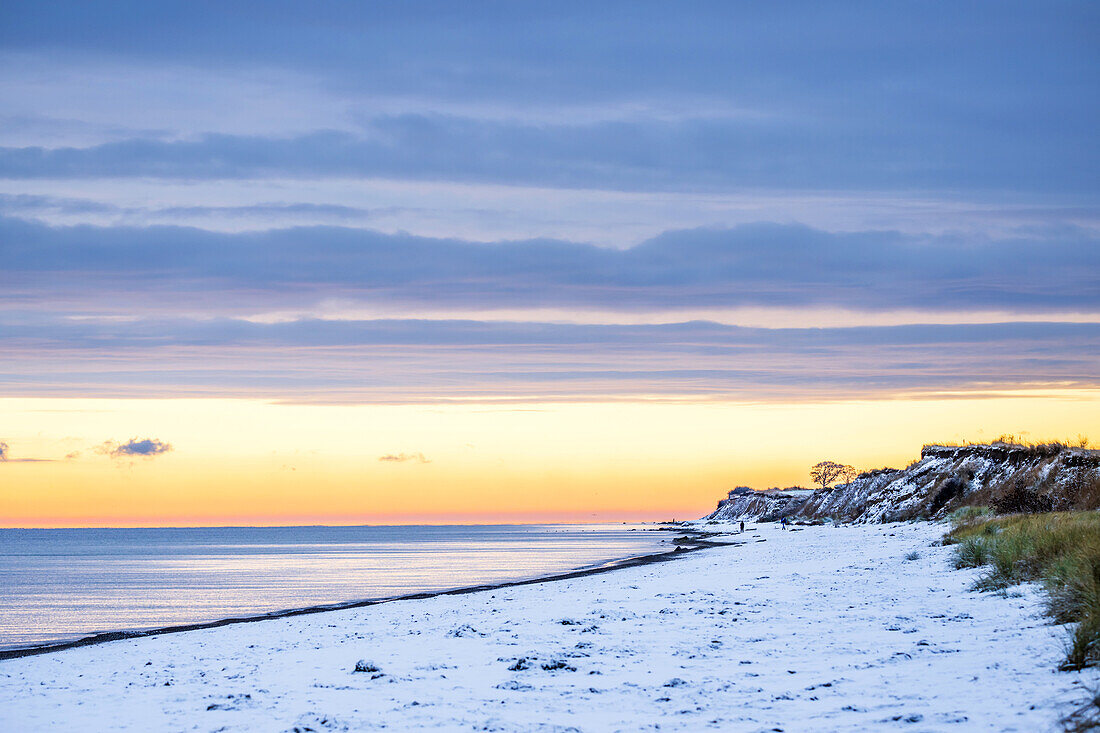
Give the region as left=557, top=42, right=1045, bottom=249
left=810, top=461, right=856, bottom=490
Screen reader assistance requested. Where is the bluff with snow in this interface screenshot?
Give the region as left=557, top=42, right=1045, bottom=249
left=704, top=442, right=1100, bottom=523
left=709, top=486, right=813, bottom=522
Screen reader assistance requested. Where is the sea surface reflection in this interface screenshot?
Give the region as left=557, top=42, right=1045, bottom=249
left=0, top=524, right=670, bottom=650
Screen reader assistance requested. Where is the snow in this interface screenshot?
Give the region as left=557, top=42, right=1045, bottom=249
left=0, top=522, right=1090, bottom=731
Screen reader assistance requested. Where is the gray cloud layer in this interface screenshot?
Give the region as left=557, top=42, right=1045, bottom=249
left=1, top=116, right=1094, bottom=194
left=3, top=3, right=1096, bottom=192
left=3, top=217, right=1097, bottom=315
left=3, top=3, right=1095, bottom=194
left=2, top=315, right=1097, bottom=402
left=3, top=2, right=1096, bottom=405
left=0, top=194, right=372, bottom=221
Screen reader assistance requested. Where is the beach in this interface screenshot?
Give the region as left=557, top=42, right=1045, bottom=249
left=0, top=522, right=1087, bottom=731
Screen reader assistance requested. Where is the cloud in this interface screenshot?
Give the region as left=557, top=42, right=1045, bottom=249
left=2, top=218, right=1098, bottom=315
left=1, top=110, right=1095, bottom=194
left=2, top=315, right=1098, bottom=403
left=0, top=4, right=1094, bottom=197
left=378, top=452, right=430, bottom=464
left=0, top=193, right=118, bottom=215
left=98, top=438, right=173, bottom=459
left=0, top=194, right=371, bottom=221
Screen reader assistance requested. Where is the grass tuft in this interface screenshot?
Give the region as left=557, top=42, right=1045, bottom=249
left=947, top=505, right=994, bottom=530
left=952, top=537, right=991, bottom=569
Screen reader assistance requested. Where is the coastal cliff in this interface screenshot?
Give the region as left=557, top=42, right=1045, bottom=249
left=704, top=442, right=1100, bottom=523
left=708, top=486, right=813, bottom=522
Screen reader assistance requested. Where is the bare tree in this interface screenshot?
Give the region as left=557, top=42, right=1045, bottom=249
left=810, top=461, right=856, bottom=491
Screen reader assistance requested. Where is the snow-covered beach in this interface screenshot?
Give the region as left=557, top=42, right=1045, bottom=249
left=1, top=522, right=1088, bottom=732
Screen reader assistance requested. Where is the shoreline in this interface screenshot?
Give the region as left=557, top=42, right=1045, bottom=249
left=0, top=533, right=728, bottom=662
left=3, top=522, right=1082, bottom=731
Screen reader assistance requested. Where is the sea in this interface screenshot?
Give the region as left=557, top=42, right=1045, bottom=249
left=0, top=523, right=672, bottom=651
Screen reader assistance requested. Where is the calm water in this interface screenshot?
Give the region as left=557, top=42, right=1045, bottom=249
left=0, top=524, right=670, bottom=650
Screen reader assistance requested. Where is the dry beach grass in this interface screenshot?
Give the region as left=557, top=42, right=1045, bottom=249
left=947, top=511, right=1100, bottom=672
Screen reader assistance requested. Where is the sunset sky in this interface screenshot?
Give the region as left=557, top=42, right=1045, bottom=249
left=2, top=2, right=1098, bottom=526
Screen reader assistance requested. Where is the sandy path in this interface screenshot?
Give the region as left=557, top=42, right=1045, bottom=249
left=0, top=523, right=1088, bottom=731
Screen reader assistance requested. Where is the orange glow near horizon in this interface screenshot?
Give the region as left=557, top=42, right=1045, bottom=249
left=3, top=391, right=1099, bottom=528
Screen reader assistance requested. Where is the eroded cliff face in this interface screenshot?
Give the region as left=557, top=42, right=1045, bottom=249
left=707, top=487, right=812, bottom=521
left=704, top=443, right=1100, bottom=523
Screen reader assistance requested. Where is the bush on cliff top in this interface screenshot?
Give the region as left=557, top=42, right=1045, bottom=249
left=929, top=435, right=1094, bottom=456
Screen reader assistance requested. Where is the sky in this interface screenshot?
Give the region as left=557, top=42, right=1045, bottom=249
left=1, top=1, right=1098, bottom=526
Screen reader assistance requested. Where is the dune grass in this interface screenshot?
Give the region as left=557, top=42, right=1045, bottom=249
left=948, top=505, right=994, bottom=528
left=945, top=511, right=1100, bottom=671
